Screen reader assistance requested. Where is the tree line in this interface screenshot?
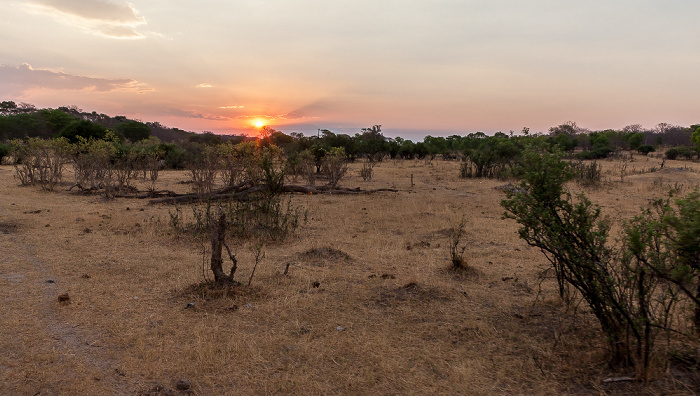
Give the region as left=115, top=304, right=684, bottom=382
left=2, top=101, right=700, bottom=170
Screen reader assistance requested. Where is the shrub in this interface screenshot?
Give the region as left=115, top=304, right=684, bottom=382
left=448, top=217, right=468, bottom=269
left=637, top=144, right=655, bottom=155
left=500, top=148, right=692, bottom=377
left=575, top=147, right=612, bottom=160
left=322, top=147, right=348, bottom=188
left=359, top=161, right=374, bottom=181
left=569, top=160, right=601, bottom=186
left=665, top=146, right=696, bottom=160
left=0, top=142, right=10, bottom=164
left=11, top=137, right=71, bottom=190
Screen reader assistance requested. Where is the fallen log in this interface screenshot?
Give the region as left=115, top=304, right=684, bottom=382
left=148, top=184, right=398, bottom=205
left=148, top=185, right=265, bottom=205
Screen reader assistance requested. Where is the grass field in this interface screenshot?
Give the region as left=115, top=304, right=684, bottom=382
left=1, top=154, right=699, bottom=395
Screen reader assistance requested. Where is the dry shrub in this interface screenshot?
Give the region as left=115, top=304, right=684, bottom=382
left=12, top=137, right=71, bottom=190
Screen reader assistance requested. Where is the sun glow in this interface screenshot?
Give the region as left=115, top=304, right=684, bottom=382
left=254, top=119, right=265, bottom=128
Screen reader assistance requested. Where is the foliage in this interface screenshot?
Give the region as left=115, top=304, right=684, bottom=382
left=321, top=147, right=348, bottom=188
left=115, top=120, right=151, bottom=142
left=0, top=142, right=10, bottom=164
left=628, top=132, right=645, bottom=150
left=500, top=148, right=689, bottom=376
left=359, top=161, right=374, bottom=181
left=665, top=146, right=696, bottom=160
left=624, top=190, right=700, bottom=333
left=11, top=137, right=72, bottom=190
left=692, top=127, right=700, bottom=152
left=56, top=119, right=110, bottom=143
left=637, top=144, right=655, bottom=155
left=569, top=160, right=601, bottom=186
left=460, top=137, right=521, bottom=179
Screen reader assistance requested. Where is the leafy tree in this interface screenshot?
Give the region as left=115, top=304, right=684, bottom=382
left=115, top=120, right=151, bottom=142
left=627, top=132, right=645, bottom=151
left=56, top=119, right=109, bottom=143
left=692, top=126, right=700, bottom=152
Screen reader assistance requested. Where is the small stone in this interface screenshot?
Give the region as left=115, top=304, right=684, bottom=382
left=184, top=302, right=195, bottom=309
left=126, top=207, right=130, bottom=211
left=336, top=326, right=345, bottom=331
left=46, top=279, right=55, bottom=283
left=83, top=227, right=92, bottom=233
left=176, top=378, right=191, bottom=391
left=133, top=296, right=139, bottom=300
left=81, top=274, right=91, bottom=279
left=58, top=293, right=70, bottom=303
left=312, top=281, right=320, bottom=288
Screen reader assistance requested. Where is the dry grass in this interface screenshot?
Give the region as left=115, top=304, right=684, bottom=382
left=1, top=154, right=700, bottom=395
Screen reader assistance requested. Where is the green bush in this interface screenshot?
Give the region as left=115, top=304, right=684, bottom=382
left=665, top=146, right=696, bottom=160
left=0, top=142, right=10, bottom=164
left=501, top=148, right=700, bottom=377
left=637, top=144, right=655, bottom=155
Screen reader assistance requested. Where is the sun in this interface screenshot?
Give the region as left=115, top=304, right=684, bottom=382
left=254, top=120, right=264, bottom=128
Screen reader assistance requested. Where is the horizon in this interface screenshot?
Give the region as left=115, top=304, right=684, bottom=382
left=2, top=1, right=700, bottom=140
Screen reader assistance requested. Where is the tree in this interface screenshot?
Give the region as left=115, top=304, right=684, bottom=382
left=115, top=120, right=151, bottom=142
left=56, top=119, right=109, bottom=143
left=692, top=126, right=700, bottom=152
left=627, top=132, right=645, bottom=151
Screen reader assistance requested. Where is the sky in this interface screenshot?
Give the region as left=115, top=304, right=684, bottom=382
left=1, top=0, right=700, bottom=140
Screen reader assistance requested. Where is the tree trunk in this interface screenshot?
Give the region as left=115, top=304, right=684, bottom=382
left=210, top=211, right=232, bottom=283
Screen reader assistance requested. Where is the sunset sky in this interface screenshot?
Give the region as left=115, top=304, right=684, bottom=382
left=1, top=0, right=699, bottom=139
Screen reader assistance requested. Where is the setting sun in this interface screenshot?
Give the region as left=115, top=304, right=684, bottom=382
left=254, top=120, right=264, bottom=128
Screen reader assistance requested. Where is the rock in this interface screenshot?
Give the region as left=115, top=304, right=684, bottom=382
left=184, top=302, right=195, bottom=309
left=312, top=281, right=321, bottom=288
left=46, top=279, right=55, bottom=284
left=176, top=378, right=191, bottom=390
left=336, top=326, right=345, bottom=331
left=58, top=293, right=70, bottom=303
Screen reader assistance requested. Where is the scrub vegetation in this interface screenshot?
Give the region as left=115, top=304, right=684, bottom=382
left=2, top=102, right=700, bottom=394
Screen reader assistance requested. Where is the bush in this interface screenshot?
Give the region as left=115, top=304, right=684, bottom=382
left=575, top=146, right=612, bottom=160
left=501, top=148, right=699, bottom=377
left=322, top=147, right=348, bottom=188
left=637, top=144, right=655, bottom=155
left=569, top=160, right=601, bottom=186
left=665, top=146, right=696, bottom=160
left=0, top=142, right=10, bottom=164
left=11, top=137, right=71, bottom=190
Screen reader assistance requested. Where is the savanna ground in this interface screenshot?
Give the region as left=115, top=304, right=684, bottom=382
left=1, top=153, right=700, bottom=395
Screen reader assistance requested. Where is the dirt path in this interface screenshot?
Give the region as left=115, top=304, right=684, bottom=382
left=0, top=194, right=133, bottom=394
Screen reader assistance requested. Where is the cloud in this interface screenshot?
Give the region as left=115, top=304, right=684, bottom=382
left=278, top=112, right=303, bottom=120
left=28, top=0, right=147, bottom=39
left=219, top=105, right=245, bottom=109
left=195, top=83, right=212, bottom=88
left=0, top=63, right=150, bottom=95
left=236, top=114, right=276, bottom=120
left=158, top=107, right=228, bottom=121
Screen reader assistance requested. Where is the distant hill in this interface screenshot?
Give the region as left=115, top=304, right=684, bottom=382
left=0, top=100, right=245, bottom=143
